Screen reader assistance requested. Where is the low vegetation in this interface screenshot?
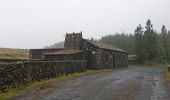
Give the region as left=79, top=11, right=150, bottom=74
left=0, top=48, right=29, bottom=59
left=163, top=67, right=170, bottom=80
left=128, top=54, right=136, bottom=60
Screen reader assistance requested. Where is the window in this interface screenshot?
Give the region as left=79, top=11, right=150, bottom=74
left=92, top=51, right=96, bottom=54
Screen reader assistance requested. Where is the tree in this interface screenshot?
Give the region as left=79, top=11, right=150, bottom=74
left=167, top=31, right=170, bottom=62
left=143, top=19, right=161, bottom=62
left=134, top=24, right=145, bottom=63
left=89, top=37, right=98, bottom=42
left=160, top=25, right=168, bottom=61
left=99, top=33, right=135, bottom=54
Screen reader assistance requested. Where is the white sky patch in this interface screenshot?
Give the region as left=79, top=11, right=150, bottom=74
left=0, top=0, right=170, bottom=48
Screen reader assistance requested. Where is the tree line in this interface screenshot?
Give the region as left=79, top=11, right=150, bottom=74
left=92, top=19, right=170, bottom=63
left=98, top=33, right=135, bottom=54
left=134, top=19, right=170, bottom=63
left=46, top=19, right=170, bottom=63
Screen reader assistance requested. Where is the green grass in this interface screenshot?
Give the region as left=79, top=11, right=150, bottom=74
left=0, top=69, right=113, bottom=100
left=162, top=67, right=170, bottom=80
left=128, top=54, right=136, bottom=60
left=0, top=48, right=29, bottom=59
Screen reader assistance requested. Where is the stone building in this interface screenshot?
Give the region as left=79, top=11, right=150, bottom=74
left=29, top=32, right=128, bottom=69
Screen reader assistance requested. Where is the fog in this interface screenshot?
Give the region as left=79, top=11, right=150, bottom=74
left=0, top=0, right=170, bottom=49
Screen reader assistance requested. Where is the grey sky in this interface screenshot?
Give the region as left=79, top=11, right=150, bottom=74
left=0, top=0, right=170, bottom=49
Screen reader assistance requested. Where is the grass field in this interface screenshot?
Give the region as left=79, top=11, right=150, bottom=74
left=163, top=67, right=170, bottom=80
left=128, top=54, right=136, bottom=60
left=0, top=48, right=29, bottom=59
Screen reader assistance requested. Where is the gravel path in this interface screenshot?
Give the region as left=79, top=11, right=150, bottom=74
left=10, top=66, right=169, bottom=100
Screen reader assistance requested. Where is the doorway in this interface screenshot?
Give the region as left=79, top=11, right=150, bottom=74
left=113, top=54, right=116, bottom=68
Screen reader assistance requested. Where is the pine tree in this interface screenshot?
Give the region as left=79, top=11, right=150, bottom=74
left=167, top=31, right=170, bottom=62
left=160, top=25, right=168, bottom=61
left=99, top=33, right=135, bottom=54
left=134, top=24, right=145, bottom=63
left=143, top=19, right=161, bottom=62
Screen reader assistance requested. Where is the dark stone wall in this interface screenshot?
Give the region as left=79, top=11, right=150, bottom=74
left=96, top=49, right=103, bottom=69
left=29, top=49, right=64, bottom=60
left=82, top=40, right=128, bottom=69
left=94, top=49, right=128, bottom=69
left=128, top=59, right=140, bottom=65
left=64, top=32, right=83, bottom=50
left=0, top=60, right=86, bottom=92
left=102, top=49, right=113, bottom=69
left=0, top=59, right=28, bottom=64
left=114, top=52, right=128, bottom=68
left=44, top=52, right=86, bottom=61
left=81, top=40, right=98, bottom=69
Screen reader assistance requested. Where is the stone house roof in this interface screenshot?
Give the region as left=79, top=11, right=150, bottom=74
left=84, top=39, right=126, bottom=53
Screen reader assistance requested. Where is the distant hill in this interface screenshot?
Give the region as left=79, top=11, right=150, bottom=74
left=0, top=48, right=29, bottom=59
left=44, top=41, right=64, bottom=49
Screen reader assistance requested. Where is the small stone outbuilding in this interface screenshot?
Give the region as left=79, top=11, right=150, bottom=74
left=29, top=32, right=128, bottom=69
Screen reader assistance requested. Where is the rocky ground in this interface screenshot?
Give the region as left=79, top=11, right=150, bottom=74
left=10, top=66, right=170, bottom=100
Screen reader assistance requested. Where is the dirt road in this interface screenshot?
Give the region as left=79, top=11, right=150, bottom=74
left=11, top=66, right=169, bottom=100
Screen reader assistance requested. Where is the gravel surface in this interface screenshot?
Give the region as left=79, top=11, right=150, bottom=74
left=10, top=66, right=169, bottom=100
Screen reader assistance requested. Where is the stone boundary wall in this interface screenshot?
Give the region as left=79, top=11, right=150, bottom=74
left=128, top=59, right=141, bottom=65
left=0, top=59, right=28, bottom=63
left=0, top=60, right=86, bottom=92
left=29, top=48, right=64, bottom=60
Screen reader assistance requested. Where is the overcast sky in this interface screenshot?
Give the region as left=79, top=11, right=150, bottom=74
left=0, top=0, right=170, bottom=49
